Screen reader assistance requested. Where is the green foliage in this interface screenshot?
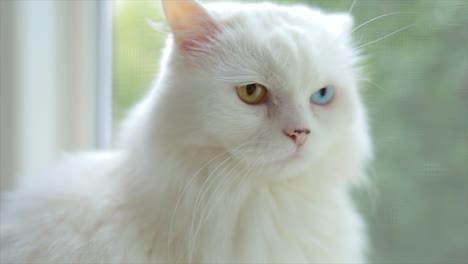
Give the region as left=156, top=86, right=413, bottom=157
left=114, top=0, right=166, bottom=122
left=114, top=0, right=468, bottom=262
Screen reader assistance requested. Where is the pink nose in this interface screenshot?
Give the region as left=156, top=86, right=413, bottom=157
left=284, top=128, right=310, bottom=147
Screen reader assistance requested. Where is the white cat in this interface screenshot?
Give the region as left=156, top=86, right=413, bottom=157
left=0, top=0, right=372, bottom=263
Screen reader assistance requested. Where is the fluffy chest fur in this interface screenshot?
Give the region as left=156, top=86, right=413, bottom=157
left=117, top=149, right=367, bottom=263
left=1, top=152, right=366, bottom=263
left=165, top=176, right=365, bottom=264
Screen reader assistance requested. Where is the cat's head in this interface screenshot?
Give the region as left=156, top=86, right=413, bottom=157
left=150, top=0, right=371, bottom=179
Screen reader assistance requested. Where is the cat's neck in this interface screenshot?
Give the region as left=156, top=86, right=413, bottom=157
left=117, top=143, right=352, bottom=262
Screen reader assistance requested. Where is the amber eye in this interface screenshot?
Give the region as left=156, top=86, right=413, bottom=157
left=236, top=83, right=268, bottom=104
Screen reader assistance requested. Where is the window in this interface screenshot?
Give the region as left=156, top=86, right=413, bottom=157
left=0, top=1, right=112, bottom=186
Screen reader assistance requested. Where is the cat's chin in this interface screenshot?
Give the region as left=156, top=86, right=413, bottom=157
left=274, top=153, right=314, bottom=176
left=236, top=149, right=315, bottom=180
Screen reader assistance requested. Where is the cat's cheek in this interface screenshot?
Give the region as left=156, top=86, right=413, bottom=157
left=310, top=104, right=332, bottom=120
left=208, top=103, right=266, bottom=149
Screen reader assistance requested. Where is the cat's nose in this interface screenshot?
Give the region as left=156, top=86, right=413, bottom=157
left=284, top=128, right=310, bottom=147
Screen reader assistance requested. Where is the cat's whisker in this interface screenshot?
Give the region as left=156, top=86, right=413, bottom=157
left=187, top=133, right=264, bottom=263
left=201, top=160, right=246, bottom=224
left=187, top=154, right=236, bottom=263
left=168, top=141, right=252, bottom=256
left=355, top=33, right=366, bottom=48
left=191, top=155, right=237, bottom=233
left=190, top=148, right=264, bottom=263
left=347, top=0, right=358, bottom=15
left=168, top=139, right=255, bottom=261
left=190, top=158, right=245, bottom=256
left=188, top=130, right=270, bottom=261
left=359, top=78, right=385, bottom=91
left=323, top=11, right=414, bottom=62
left=349, top=12, right=414, bottom=36
left=356, top=23, right=416, bottom=50
left=199, top=156, right=245, bottom=221
left=237, top=146, right=287, bottom=157
left=167, top=149, right=230, bottom=260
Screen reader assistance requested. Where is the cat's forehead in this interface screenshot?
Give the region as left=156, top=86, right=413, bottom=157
left=207, top=2, right=322, bottom=23
left=205, top=2, right=354, bottom=90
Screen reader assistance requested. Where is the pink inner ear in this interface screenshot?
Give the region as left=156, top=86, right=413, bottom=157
left=177, top=21, right=219, bottom=54
left=162, top=0, right=219, bottom=54
left=181, top=38, right=208, bottom=53
left=180, top=35, right=215, bottom=54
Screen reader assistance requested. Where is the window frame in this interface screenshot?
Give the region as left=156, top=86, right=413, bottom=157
left=0, top=1, right=113, bottom=190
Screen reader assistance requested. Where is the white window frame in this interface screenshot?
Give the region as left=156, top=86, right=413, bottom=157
left=97, top=0, right=113, bottom=150
left=0, top=0, right=18, bottom=191
left=0, top=0, right=113, bottom=190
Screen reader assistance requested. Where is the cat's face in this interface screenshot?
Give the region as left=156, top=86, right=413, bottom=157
left=158, top=0, right=368, bottom=178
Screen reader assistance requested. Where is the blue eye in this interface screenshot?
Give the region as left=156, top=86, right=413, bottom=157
left=310, top=86, right=334, bottom=105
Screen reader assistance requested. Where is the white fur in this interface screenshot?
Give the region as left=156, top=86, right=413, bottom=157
left=0, top=1, right=372, bottom=263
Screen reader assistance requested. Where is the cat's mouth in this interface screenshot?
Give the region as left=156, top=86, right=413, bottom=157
left=270, top=147, right=308, bottom=166
left=280, top=151, right=303, bottom=163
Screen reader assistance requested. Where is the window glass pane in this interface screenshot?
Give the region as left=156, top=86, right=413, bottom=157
left=114, top=0, right=166, bottom=123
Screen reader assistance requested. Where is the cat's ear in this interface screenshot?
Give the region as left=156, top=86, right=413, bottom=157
left=326, top=13, right=354, bottom=36
left=161, top=0, right=218, bottom=52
